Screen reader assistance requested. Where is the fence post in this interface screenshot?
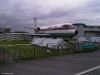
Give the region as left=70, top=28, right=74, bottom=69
left=58, top=44, right=60, bottom=55
left=33, top=46, right=36, bottom=57
left=76, top=42, right=80, bottom=52
left=3, top=48, right=6, bottom=63
left=0, top=47, right=6, bottom=63
left=46, top=44, right=50, bottom=56
left=18, top=47, right=21, bottom=59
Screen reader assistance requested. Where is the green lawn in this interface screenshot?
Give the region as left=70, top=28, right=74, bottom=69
left=0, top=40, right=71, bottom=60
left=0, top=40, right=98, bottom=64
left=0, top=40, right=31, bottom=45
left=0, top=44, right=70, bottom=63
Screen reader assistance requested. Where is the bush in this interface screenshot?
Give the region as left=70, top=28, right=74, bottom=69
left=81, top=43, right=98, bottom=52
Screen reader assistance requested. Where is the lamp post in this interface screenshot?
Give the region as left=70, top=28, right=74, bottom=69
left=4, top=28, right=6, bottom=41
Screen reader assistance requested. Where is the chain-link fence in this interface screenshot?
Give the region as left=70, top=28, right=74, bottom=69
left=0, top=42, right=98, bottom=64
left=0, top=44, right=72, bottom=63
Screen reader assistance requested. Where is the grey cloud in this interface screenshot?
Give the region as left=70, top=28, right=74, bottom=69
left=0, top=0, right=100, bottom=30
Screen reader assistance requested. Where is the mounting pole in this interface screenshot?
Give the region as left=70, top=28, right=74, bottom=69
left=34, top=17, right=37, bottom=33
left=34, top=17, right=37, bottom=28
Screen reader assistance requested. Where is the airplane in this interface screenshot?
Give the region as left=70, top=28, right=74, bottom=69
left=25, top=23, right=78, bottom=38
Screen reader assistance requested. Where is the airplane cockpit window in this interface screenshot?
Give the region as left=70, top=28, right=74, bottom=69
left=62, top=25, right=74, bottom=29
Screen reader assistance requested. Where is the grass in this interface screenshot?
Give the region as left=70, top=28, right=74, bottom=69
left=0, top=44, right=71, bottom=62
left=0, top=40, right=31, bottom=45
left=0, top=40, right=99, bottom=64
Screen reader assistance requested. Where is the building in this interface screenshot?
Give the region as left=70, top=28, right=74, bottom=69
left=73, top=23, right=100, bottom=38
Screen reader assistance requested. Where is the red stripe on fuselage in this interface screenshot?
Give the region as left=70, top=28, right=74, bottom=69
left=40, top=28, right=74, bottom=31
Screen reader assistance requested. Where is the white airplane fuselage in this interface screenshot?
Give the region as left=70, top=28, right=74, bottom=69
left=37, top=23, right=78, bottom=37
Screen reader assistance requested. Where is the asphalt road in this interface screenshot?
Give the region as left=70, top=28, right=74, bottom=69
left=0, top=50, right=100, bottom=75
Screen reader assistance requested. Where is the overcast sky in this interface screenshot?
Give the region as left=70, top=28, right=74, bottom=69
left=0, top=0, right=100, bottom=29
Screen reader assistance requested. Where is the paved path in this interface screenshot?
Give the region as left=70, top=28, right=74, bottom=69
left=0, top=50, right=100, bottom=75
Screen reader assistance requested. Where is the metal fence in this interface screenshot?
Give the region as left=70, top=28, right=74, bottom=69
left=0, top=42, right=98, bottom=63
left=0, top=44, right=75, bottom=63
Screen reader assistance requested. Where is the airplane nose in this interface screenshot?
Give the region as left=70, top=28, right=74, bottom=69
left=75, top=30, right=78, bottom=34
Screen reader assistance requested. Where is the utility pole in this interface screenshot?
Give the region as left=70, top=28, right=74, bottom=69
left=4, top=28, right=6, bottom=41
left=34, top=17, right=37, bottom=28
left=34, top=17, right=37, bottom=34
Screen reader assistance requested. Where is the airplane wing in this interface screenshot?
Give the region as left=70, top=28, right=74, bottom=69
left=30, top=34, right=51, bottom=37
left=11, top=33, right=51, bottom=37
